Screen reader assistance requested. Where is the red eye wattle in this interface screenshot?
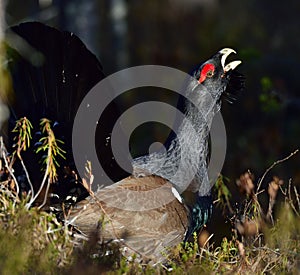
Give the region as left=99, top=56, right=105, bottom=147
left=199, top=63, right=215, bottom=83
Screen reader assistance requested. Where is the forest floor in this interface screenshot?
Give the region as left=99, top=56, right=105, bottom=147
left=0, top=130, right=299, bottom=274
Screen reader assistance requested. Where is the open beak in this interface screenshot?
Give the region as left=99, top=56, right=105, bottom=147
left=219, top=48, right=242, bottom=72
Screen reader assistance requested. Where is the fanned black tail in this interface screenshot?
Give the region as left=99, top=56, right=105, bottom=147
left=6, top=22, right=105, bottom=133
left=2, top=22, right=129, bottom=201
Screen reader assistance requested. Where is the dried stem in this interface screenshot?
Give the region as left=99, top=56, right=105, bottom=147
left=26, top=143, right=52, bottom=208
left=19, top=158, right=34, bottom=200
left=294, top=186, right=300, bottom=213
left=38, top=178, right=51, bottom=210
left=0, top=137, right=20, bottom=195
left=257, top=149, right=298, bottom=192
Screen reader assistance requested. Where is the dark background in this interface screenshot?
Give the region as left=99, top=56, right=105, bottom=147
left=5, top=0, right=300, bottom=210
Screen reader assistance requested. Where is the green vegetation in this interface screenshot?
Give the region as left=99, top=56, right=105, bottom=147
left=0, top=118, right=299, bottom=274
left=0, top=193, right=73, bottom=274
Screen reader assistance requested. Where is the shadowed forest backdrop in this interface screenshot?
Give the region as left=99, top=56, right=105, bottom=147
left=4, top=0, right=300, bottom=219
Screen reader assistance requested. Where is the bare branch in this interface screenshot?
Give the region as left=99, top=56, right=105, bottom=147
left=257, top=149, right=299, bottom=192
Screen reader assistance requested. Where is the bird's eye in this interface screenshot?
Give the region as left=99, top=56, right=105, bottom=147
left=206, top=69, right=214, bottom=78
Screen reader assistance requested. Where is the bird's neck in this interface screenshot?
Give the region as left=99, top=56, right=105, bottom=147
left=133, top=82, right=221, bottom=196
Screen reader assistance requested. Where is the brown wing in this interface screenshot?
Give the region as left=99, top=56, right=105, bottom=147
left=67, top=175, right=188, bottom=261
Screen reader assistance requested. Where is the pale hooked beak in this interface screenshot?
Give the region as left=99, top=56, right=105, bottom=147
left=219, top=48, right=242, bottom=72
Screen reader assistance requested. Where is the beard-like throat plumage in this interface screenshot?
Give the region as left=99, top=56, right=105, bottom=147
left=132, top=77, right=225, bottom=196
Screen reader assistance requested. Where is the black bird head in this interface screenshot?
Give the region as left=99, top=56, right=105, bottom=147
left=191, top=48, right=244, bottom=103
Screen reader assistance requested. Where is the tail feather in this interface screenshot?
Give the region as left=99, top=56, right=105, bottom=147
left=7, top=22, right=104, bottom=131
left=3, top=22, right=130, bottom=200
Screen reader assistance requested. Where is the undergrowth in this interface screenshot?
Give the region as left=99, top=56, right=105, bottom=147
left=0, top=185, right=73, bottom=274
left=0, top=117, right=299, bottom=274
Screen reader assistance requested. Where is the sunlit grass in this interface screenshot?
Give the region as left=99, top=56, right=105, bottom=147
left=0, top=186, right=73, bottom=274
